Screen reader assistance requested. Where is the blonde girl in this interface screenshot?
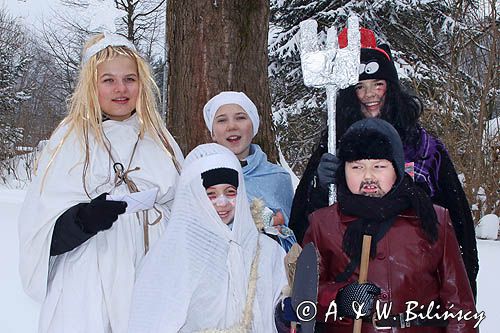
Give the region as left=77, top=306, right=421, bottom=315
left=18, top=32, right=183, bottom=333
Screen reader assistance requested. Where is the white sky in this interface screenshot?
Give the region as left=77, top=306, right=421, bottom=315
left=2, top=0, right=124, bottom=33
left=1, top=0, right=62, bottom=29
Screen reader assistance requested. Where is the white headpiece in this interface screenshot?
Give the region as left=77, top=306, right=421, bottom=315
left=81, top=32, right=137, bottom=65
left=203, top=91, right=260, bottom=137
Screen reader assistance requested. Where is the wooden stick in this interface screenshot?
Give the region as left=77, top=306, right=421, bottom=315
left=353, top=235, right=372, bottom=333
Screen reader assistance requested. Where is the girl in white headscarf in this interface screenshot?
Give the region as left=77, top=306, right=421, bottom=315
left=128, top=143, right=288, bottom=332
left=203, top=91, right=296, bottom=251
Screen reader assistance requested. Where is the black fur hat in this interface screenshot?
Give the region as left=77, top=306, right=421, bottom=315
left=338, top=118, right=405, bottom=183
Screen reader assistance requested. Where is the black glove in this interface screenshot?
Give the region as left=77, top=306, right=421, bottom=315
left=281, top=297, right=298, bottom=322
left=76, top=193, right=127, bottom=234
left=317, top=153, right=341, bottom=189
left=335, top=282, right=381, bottom=319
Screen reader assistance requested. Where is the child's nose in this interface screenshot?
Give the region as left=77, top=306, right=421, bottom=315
left=114, top=81, right=127, bottom=92
left=227, top=120, right=238, bottom=131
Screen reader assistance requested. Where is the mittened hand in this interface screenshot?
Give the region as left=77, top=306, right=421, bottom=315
left=335, top=282, right=381, bottom=319
left=281, top=297, right=298, bottom=322
left=77, top=193, right=127, bottom=234
left=317, top=153, right=341, bottom=189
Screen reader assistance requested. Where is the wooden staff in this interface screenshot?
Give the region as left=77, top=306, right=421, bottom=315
left=353, top=235, right=372, bottom=333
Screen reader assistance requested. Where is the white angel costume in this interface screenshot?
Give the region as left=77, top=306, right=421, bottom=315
left=18, top=114, right=183, bottom=333
left=128, top=143, right=288, bottom=332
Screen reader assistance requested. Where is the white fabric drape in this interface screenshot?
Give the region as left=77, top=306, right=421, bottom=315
left=18, top=114, right=183, bottom=333
left=128, top=143, right=287, bottom=332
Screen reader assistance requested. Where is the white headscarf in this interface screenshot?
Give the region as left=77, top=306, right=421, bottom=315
left=203, top=92, right=260, bottom=137
left=128, top=143, right=286, bottom=332
left=82, top=32, right=137, bottom=64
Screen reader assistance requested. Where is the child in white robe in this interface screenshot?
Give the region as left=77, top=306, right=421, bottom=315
left=128, top=143, right=288, bottom=332
left=18, top=32, right=183, bottom=333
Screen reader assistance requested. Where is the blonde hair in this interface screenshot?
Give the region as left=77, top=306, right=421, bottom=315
left=42, top=33, right=180, bottom=195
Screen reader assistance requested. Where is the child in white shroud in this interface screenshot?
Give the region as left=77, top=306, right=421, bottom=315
left=128, top=143, right=290, bottom=332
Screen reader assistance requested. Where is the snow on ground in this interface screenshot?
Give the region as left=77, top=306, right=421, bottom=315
left=476, top=238, right=500, bottom=333
left=0, top=188, right=498, bottom=332
left=0, top=189, right=39, bottom=332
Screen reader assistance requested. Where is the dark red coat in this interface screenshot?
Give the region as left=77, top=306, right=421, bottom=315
left=303, top=204, right=478, bottom=333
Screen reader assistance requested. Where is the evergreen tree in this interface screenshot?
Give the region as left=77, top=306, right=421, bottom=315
left=269, top=0, right=498, bottom=215
left=0, top=9, right=31, bottom=162
left=268, top=0, right=483, bottom=174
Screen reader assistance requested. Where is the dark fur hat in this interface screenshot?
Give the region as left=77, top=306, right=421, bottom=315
left=338, top=118, right=405, bottom=183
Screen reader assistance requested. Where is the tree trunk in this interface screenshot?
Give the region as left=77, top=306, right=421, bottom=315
left=166, top=0, right=277, bottom=161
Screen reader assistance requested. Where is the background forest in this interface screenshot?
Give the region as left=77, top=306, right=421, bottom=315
left=0, top=0, right=498, bottom=220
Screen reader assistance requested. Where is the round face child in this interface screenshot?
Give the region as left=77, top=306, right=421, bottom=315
left=205, top=183, right=238, bottom=224
left=97, top=54, right=139, bottom=121
left=211, top=104, right=254, bottom=160
left=354, top=79, right=387, bottom=118
left=345, top=159, right=397, bottom=197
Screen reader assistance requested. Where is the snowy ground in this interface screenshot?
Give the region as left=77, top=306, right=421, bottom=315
left=1, top=188, right=498, bottom=332
left=0, top=189, right=39, bottom=332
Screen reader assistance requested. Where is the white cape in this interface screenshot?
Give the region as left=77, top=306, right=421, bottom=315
left=18, top=114, right=183, bottom=333
left=128, top=143, right=287, bottom=332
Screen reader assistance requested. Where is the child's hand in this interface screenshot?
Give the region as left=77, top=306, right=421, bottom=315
left=77, top=193, right=127, bottom=234
left=281, top=297, right=298, bottom=322
left=272, top=210, right=285, bottom=226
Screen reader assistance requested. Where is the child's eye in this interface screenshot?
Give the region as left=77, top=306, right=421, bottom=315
left=216, top=118, right=227, bottom=123
left=225, top=189, right=237, bottom=197
left=126, top=77, right=136, bottom=82
left=103, top=78, right=113, bottom=83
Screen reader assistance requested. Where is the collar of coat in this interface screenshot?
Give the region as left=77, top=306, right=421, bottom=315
left=336, top=204, right=420, bottom=224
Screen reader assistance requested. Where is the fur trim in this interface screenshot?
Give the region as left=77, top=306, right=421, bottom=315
left=282, top=243, right=302, bottom=297
left=250, top=198, right=266, bottom=231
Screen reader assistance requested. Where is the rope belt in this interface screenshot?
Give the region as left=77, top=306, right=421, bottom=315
left=111, top=136, right=162, bottom=254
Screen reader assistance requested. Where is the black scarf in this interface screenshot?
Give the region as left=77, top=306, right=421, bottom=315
left=335, top=173, right=439, bottom=282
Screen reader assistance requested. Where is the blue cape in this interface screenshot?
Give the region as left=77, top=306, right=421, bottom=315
left=242, top=144, right=294, bottom=225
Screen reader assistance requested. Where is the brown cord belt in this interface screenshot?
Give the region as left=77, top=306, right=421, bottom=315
left=111, top=136, right=162, bottom=254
